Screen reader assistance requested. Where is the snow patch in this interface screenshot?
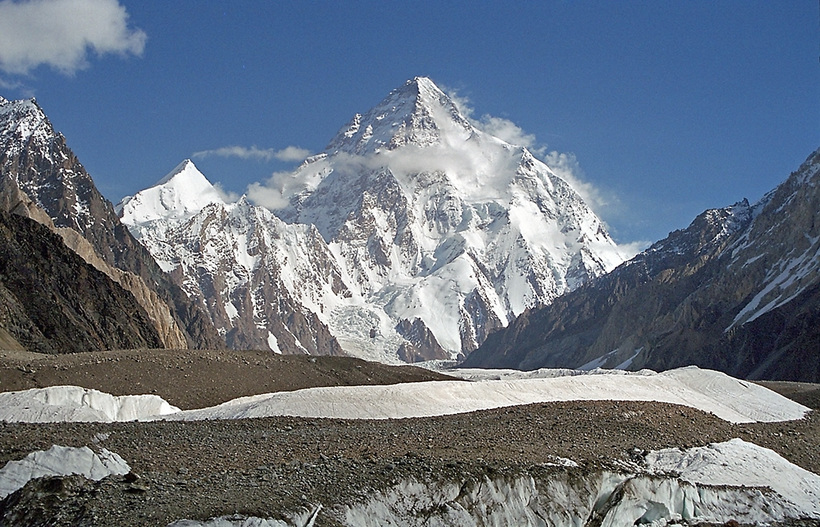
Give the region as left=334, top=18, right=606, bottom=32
left=0, top=445, right=130, bottom=499
left=0, top=385, right=180, bottom=423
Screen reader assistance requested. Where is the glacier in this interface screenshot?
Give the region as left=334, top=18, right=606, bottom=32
left=165, top=439, right=820, bottom=526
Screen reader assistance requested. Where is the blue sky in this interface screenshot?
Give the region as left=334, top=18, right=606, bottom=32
left=0, top=0, right=817, bottom=247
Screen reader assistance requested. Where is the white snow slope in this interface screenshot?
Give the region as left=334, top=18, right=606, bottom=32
left=0, top=367, right=807, bottom=424
left=116, top=159, right=225, bottom=236
left=162, top=366, right=806, bottom=424
left=0, top=385, right=180, bottom=423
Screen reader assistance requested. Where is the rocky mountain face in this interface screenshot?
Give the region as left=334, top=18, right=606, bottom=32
left=282, top=77, right=625, bottom=360
left=465, top=148, right=820, bottom=382
left=120, top=78, right=626, bottom=361
left=119, top=161, right=344, bottom=355
left=0, top=96, right=224, bottom=351
left=0, top=210, right=164, bottom=352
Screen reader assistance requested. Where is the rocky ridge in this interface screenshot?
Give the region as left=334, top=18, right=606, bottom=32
left=465, top=147, right=820, bottom=382
left=0, top=211, right=164, bottom=352
left=0, top=96, right=224, bottom=351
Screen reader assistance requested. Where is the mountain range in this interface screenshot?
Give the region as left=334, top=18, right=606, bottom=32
left=1, top=80, right=818, bottom=381
left=464, top=148, right=820, bottom=381
left=117, top=77, right=626, bottom=362
left=0, top=96, right=224, bottom=352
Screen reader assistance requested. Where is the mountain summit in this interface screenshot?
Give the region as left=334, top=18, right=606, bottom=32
left=117, top=159, right=225, bottom=228
left=122, top=78, right=627, bottom=361
left=325, top=76, right=474, bottom=155
left=279, top=77, right=626, bottom=358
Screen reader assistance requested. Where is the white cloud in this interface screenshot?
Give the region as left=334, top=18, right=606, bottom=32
left=477, top=115, right=545, bottom=156
left=0, top=0, right=146, bottom=75
left=543, top=150, right=607, bottom=210
left=443, top=85, right=545, bottom=155
left=273, top=145, right=311, bottom=162
left=213, top=182, right=239, bottom=204
left=192, top=145, right=311, bottom=163
left=246, top=171, right=298, bottom=210
left=618, top=240, right=652, bottom=259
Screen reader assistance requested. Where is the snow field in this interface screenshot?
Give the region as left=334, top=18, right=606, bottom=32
left=0, top=385, right=180, bottom=423
left=0, top=367, right=808, bottom=424
left=162, top=366, right=807, bottom=423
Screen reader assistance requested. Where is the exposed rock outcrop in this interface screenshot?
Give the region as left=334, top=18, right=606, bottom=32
left=466, top=148, right=820, bottom=382
left=0, top=96, right=224, bottom=351
left=0, top=211, right=164, bottom=352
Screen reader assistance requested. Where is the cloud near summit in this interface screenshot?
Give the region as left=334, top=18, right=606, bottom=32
left=0, top=0, right=146, bottom=75
left=193, top=145, right=311, bottom=163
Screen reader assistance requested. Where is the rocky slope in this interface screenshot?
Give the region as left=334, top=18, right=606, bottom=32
left=120, top=78, right=626, bottom=361
left=118, top=161, right=345, bottom=355
left=465, top=147, right=820, bottom=382
left=0, top=211, right=163, bottom=352
left=0, top=96, right=224, bottom=351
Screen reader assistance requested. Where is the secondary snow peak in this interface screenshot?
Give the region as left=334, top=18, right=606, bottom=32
left=117, top=159, right=225, bottom=226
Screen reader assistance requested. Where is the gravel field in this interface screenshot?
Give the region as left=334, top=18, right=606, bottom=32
left=0, top=350, right=818, bottom=526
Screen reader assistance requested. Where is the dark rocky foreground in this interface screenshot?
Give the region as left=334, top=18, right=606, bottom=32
left=0, top=352, right=818, bottom=526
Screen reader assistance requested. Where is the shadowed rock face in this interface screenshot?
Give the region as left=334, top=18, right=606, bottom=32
left=0, top=210, right=163, bottom=352
left=0, top=96, right=225, bottom=351
left=466, top=148, right=820, bottom=383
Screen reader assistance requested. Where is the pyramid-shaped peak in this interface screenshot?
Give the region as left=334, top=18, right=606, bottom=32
left=325, top=77, right=475, bottom=155
left=398, top=76, right=445, bottom=97
left=118, top=159, right=226, bottom=226
left=157, top=159, right=207, bottom=186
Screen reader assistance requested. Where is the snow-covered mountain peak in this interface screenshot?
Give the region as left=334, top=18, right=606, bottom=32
left=0, top=97, right=54, bottom=156
left=117, top=159, right=225, bottom=227
left=125, top=81, right=628, bottom=361
left=325, top=77, right=475, bottom=155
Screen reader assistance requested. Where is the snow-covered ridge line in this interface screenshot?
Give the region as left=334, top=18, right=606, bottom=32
left=0, top=367, right=808, bottom=424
